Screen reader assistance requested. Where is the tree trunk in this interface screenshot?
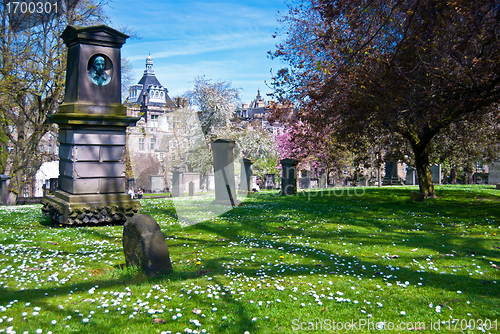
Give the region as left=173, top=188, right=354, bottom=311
left=412, top=143, right=436, bottom=198
left=450, top=167, right=457, bottom=184
left=464, top=163, right=474, bottom=184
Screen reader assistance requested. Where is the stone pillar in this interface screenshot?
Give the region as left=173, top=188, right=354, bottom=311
left=0, top=175, right=11, bottom=206
left=211, top=139, right=240, bottom=206
left=41, top=25, right=140, bottom=225
left=280, top=158, right=298, bottom=195
left=239, top=158, right=253, bottom=195
left=171, top=168, right=183, bottom=197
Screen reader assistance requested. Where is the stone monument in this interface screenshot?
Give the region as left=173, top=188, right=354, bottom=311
left=211, top=139, right=240, bottom=206
left=280, top=158, right=298, bottom=195
left=239, top=158, right=253, bottom=195
left=41, top=25, right=140, bottom=225
left=123, top=214, right=172, bottom=277
left=0, top=175, right=10, bottom=206
left=489, top=162, right=500, bottom=187
left=171, top=167, right=183, bottom=197
left=431, top=164, right=442, bottom=184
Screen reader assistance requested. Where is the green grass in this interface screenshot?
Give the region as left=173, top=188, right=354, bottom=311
left=0, top=185, right=499, bottom=333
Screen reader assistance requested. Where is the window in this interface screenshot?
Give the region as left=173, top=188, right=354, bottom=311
left=150, top=114, right=159, bottom=127
left=171, top=153, right=175, bottom=161
left=139, top=138, right=145, bottom=150
left=182, top=141, right=187, bottom=148
left=159, top=152, right=164, bottom=161
left=40, top=145, right=44, bottom=153
left=172, top=141, right=176, bottom=149
left=48, top=145, right=52, bottom=154
left=150, top=136, right=156, bottom=150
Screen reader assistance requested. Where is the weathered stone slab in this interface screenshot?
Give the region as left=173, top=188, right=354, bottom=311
left=59, top=129, right=126, bottom=145
left=59, top=176, right=125, bottom=194
left=280, top=158, right=298, bottom=195
left=489, top=163, right=500, bottom=185
left=410, top=191, right=425, bottom=202
left=59, top=176, right=99, bottom=194
left=75, top=146, right=101, bottom=161
left=123, top=214, right=173, bottom=277
left=150, top=175, right=164, bottom=193
left=431, top=164, right=441, bottom=184
left=101, top=146, right=124, bottom=161
left=59, top=161, right=125, bottom=178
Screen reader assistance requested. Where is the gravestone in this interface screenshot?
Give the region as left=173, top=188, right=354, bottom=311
left=300, top=170, right=311, bottom=189
left=280, top=158, right=298, bottom=195
left=410, top=191, right=425, bottom=202
left=150, top=175, right=164, bottom=193
left=207, top=174, right=215, bottom=191
left=0, top=175, right=10, bottom=206
left=264, top=174, right=276, bottom=189
left=211, top=139, right=240, bottom=206
left=123, top=214, right=172, bottom=277
left=41, top=25, right=140, bottom=225
left=431, top=164, right=442, bottom=184
left=171, top=167, right=183, bottom=197
left=488, top=163, right=500, bottom=185
left=251, top=175, right=258, bottom=191
left=406, top=167, right=417, bottom=185
left=239, top=158, right=253, bottom=195
left=189, top=181, right=195, bottom=196
left=319, top=174, right=327, bottom=189
left=383, top=160, right=404, bottom=185
left=183, top=172, right=201, bottom=194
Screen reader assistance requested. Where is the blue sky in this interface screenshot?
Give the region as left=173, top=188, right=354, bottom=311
left=105, top=0, right=289, bottom=105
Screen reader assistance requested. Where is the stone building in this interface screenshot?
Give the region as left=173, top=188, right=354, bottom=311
left=125, top=55, right=191, bottom=192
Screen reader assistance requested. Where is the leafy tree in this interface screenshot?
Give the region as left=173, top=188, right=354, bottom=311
left=184, top=76, right=240, bottom=138
left=271, top=0, right=500, bottom=197
left=0, top=0, right=109, bottom=201
left=212, top=124, right=281, bottom=179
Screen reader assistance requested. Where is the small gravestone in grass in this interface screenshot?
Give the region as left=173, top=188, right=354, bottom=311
left=123, top=214, right=172, bottom=277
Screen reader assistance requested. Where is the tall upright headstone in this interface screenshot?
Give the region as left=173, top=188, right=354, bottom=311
left=300, top=170, right=311, bottom=189
left=406, top=167, right=417, bottom=185
left=431, top=164, right=442, bottom=184
left=171, top=167, right=183, bottom=197
left=488, top=163, right=500, bottom=185
left=211, top=139, right=240, bottom=206
left=41, top=25, right=140, bottom=225
left=0, top=175, right=10, bottom=206
left=280, top=158, right=298, bottom=195
left=239, top=158, right=253, bottom=195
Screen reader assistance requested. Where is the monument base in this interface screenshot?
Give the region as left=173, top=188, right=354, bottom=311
left=238, top=190, right=254, bottom=195
left=42, top=190, right=140, bottom=226
left=211, top=198, right=242, bottom=206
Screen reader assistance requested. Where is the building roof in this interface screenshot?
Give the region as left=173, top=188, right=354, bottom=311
left=130, top=55, right=174, bottom=107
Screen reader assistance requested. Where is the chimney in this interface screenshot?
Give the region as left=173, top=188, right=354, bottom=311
left=182, top=98, right=188, bottom=108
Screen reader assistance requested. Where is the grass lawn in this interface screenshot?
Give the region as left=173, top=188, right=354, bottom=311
left=0, top=185, right=499, bottom=333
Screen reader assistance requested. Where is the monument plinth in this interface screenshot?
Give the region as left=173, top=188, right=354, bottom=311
left=42, top=25, right=140, bottom=225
